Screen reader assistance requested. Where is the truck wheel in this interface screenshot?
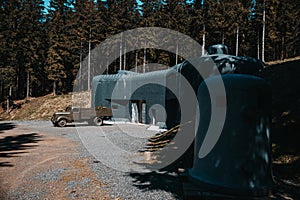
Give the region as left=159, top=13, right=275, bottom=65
left=93, top=117, right=103, bottom=126
left=57, top=119, right=67, bottom=127
left=87, top=120, right=94, bottom=126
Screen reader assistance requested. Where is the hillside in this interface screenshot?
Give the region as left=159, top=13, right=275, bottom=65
left=0, top=94, right=72, bottom=120
left=0, top=91, right=91, bottom=120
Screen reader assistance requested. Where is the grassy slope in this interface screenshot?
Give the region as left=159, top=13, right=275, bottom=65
left=0, top=94, right=73, bottom=120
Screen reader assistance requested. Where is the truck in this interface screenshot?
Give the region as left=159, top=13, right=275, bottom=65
left=51, top=106, right=113, bottom=127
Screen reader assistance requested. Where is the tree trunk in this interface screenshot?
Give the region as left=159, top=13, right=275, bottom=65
left=202, top=25, right=205, bottom=56
left=175, top=41, right=178, bottom=65
left=106, top=56, right=109, bottom=74
left=53, top=81, right=56, bottom=96
left=119, top=32, right=123, bottom=71
left=6, top=98, right=9, bottom=113
left=262, top=0, right=266, bottom=62
left=143, top=48, right=146, bottom=73
left=79, top=63, right=82, bottom=91
left=16, top=68, right=20, bottom=99
left=257, top=31, right=260, bottom=59
left=281, top=35, right=285, bottom=60
left=88, top=30, right=91, bottom=91
left=79, top=41, right=83, bottom=90
left=6, top=86, right=12, bottom=113
left=26, top=71, right=30, bottom=99
left=135, top=50, right=138, bottom=72
left=123, top=40, right=126, bottom=70
left=235, top=25, right=239, bottom=56
left=0, top=80, right=2, bottom=101
left=222, top=29, right=225, bottom=44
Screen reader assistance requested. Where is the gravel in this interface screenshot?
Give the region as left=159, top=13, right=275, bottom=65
left=34, top=168, right=67, bottom=183
left=8, top=120, right=183, bottom=200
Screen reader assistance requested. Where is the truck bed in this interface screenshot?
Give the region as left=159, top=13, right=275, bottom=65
left=79, top=107, right=112, bottom=119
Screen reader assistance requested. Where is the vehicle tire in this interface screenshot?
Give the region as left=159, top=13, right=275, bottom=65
left=87, top=120, right=94, bottom=126
left=93, top=117, right=103, bottom=126
left=57, top=118, right=67, bottom=127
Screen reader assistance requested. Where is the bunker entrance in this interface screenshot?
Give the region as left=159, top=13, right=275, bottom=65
left=131, top=100, right=146, bottom=124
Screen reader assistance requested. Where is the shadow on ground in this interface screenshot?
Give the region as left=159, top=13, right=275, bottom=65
left=271, top=119, right=300, bottom=199
left=129, top=144, right=194, bottom=199
left=0, top=132, right=42, bottom=167
left=130, top=171, right=183, bottom=199
left=0, top=122, right=16, bottom=134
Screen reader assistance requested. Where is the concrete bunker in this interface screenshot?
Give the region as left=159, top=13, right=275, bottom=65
left=91, top=46, right=265, bottom=129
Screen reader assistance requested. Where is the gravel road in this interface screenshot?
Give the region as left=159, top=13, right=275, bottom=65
left=0, top=120, right=183, bottom=200
left=2, top=121, right=300, bottom=200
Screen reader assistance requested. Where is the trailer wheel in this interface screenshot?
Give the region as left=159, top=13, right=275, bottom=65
left=93, top=117, right=103, bottom=126
left=57, top=118, right=67, bottom=127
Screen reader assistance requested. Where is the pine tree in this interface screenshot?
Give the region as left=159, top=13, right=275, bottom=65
left=0, top=0, right=46, bottom=99
left=276, top=0, right=299, bottom=59
left=18, top=0, right=46, bottom=98
left=45, top=0, right=72, bottom=95
left=0, top=0, right=22, bottom=99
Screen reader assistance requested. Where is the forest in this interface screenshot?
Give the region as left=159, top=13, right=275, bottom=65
left=0, top=0, right=299, bottom=101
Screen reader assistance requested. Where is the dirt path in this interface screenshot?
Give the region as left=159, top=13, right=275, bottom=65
left=0, top=124, right=110, bottom=200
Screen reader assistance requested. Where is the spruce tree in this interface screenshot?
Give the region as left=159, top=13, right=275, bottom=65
left=45, top=0, right=73, bottom=95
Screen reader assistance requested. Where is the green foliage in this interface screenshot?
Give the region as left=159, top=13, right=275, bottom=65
left=0, top=0, right=299, bottom=100
left=0, top=0, right=46, bottom=100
